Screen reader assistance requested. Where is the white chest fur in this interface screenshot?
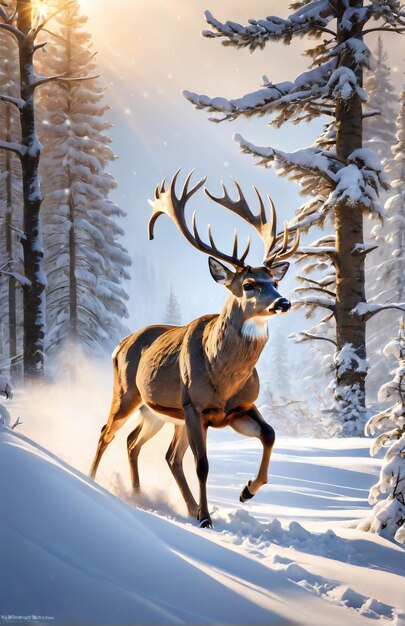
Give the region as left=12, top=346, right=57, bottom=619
left=241, top=316, right=269, bottom=341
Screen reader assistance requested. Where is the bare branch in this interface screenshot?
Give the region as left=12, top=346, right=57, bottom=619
left=291, top=331, right=337, bottom=346
left=32, top=73, right=99, bottom=89
left=363, top=26, right=405, bottom=35
left=363, top=111, right=380, bottom=119
left=33, top=41, right=47, bottom=53
left=11, top=416, right=23, bottom=430
left=296, top=285, right=336, bottom=298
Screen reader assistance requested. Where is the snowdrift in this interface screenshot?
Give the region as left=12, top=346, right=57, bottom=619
left=1, top=426, right=404, bottom=625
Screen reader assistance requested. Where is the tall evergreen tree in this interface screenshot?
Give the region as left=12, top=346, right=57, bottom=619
left=164, top=286, right=182, bottom=326
left=0, top=28, right=23, bottom=378
left=37, top=0, right=131, bottom=364
left=366, top=86, right=404, bottom=396
left=183, top=2, right=404, bottom=434
left=0, top=0, right=94, bottom=380
left=363, top=37, right=398, bottom=163
left=360, top=317, right=405, bottom=543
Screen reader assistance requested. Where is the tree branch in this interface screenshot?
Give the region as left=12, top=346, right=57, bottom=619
left=29, top=0, right=75, bottom=39
left=293, top=297, right=336, bottom=312
left=0, top=139, right=26, bottom=158
left=0, top=21, right=25, bottom=41
left=0, top=93, right=25, bottom=109
left=296, top=285, right=336, bottom=298
left=11, top=416, right=23, bottom=430
left=32, top=73, right=99, bottom=89
left=363, top=26, right=405, bottom=35
left=291, top=331, right=337, bottom=346
left=352, top=303, right=405, bottom=321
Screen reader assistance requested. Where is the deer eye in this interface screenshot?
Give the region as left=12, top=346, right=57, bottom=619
left=243, top=283, right=255, bottom=293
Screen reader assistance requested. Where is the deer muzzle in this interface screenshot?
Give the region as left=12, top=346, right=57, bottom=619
left=272, top=298, right=291, bottom=314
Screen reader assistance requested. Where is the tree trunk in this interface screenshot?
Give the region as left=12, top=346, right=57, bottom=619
left=334, top=0, right=367, bottom=431
left=5, top=107, right=18, bottom=380
left=17, top=0, right=46, bottom=381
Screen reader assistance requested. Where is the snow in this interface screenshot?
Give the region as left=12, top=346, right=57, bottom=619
left=2, top=418, right=404, bottom=625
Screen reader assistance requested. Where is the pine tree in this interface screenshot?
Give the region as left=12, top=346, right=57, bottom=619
left=0, top=28, right=23, bottom=380
left=164, top=286, right=182, bottom=325
left=360, top=318, right=405, bottom=543
left=37, top=0, right=131, bottom=365
left=363, top=37, right=398, bottom=164
left=0, top=0, right=95, bottom=380
left=361, top=88, right=405, bottom=397
left=266, top=328, right=291, bottom=403
left=183, top=2, right=404, bottom=434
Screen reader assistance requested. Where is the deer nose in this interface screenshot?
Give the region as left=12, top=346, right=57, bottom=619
left=274, top=298, right=291, bottom=313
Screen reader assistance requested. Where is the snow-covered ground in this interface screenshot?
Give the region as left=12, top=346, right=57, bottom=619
left=1, top=409, right=404, bottom=625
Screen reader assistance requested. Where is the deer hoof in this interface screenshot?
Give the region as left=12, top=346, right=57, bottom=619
left=239, top=480, right=254, bottom=503
left=199, top=517, right=213, bottom=529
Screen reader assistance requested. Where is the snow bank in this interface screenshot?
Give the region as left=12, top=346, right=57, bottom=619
left=3, top=426, right=404, bottom=625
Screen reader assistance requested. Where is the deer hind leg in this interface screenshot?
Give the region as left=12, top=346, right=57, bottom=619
left=231, top=406, right=275, bottom=502
left=89, top=387, right=142, bottom=479
left=166, top=424, right=198, bottom=518
left=127, top=405, right=164, bottom=493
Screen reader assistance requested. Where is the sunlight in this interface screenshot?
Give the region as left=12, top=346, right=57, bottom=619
left=31, top=0, right=48, bottom=25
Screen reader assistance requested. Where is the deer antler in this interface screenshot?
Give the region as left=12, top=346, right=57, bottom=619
left=205, top=179, right=300, bottom=268
left=148, top=169, right=251, bottom=269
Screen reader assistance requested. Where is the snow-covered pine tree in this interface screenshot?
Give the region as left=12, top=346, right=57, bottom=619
left=37, top=0, right=131, bottom=366
left=164, top=286, right=182, bottom=326
left=0, top=0, right=96, bottom=380
left=0, top=28, right=23, bottom=379
left=264, top=327, right=291, bottom=403
left=366, top=86, right=404, bottom=401
left=363, top=37, right=398, bottom=163
left=362, top=39, right=399, bottom=397
left=183, top=2, right=404, bottom=434
left=360, top=317, right=405, bottom=543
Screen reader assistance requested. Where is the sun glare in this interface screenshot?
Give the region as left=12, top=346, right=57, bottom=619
left=31, top=0, right=49, bottom=25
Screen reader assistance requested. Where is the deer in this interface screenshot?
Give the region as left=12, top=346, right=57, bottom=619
left=90, top=170, right=300, bottom=528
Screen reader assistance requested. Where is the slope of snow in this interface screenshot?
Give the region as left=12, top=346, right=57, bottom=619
left=1, top=424, right=404, bottom=625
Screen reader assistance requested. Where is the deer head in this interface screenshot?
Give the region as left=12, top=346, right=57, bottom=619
left=148, top=170, right=300, bottom=327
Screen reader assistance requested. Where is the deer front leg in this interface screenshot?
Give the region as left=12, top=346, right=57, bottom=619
left=231, top=406, right=275, bottom=502
left=183, top=403, right=211, bottom=528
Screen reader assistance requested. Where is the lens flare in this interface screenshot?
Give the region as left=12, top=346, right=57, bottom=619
left=31, top=0, right=49, bottom=25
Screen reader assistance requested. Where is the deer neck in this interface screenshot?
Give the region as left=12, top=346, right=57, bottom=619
left=204, top=297, right=268, bottom=374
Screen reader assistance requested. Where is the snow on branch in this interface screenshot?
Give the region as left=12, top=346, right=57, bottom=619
left=334, top=343, right=368, bottom=377
left=360, top=318, right=405, bottom=543
left=0, top=21, right=25, bottom=42
left=352, top=302, right=405, bottom=321
left=293, top=294, right=336, bottom=312
left=202, top=3, right=336, bottom=50
left=32, top=73, right=99, bottom=90
left=184, top=60, right=337, bottom=123
left=325, top=148, right=389, bottom=215
left=0, top=93, right=25, bottom=109
left=0, top=139, right=26, bottom=159
left=351, top=242, right=378, bottom=257
left=234, top=134, right=339, bottom=183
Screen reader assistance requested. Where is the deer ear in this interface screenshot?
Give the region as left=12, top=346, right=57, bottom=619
left=208, top=257, right=235, bottom=286
left=271, top=262, right=290, bottom=282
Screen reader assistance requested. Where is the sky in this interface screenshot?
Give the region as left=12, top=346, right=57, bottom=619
left=76, top=0, right=404, bottom=330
